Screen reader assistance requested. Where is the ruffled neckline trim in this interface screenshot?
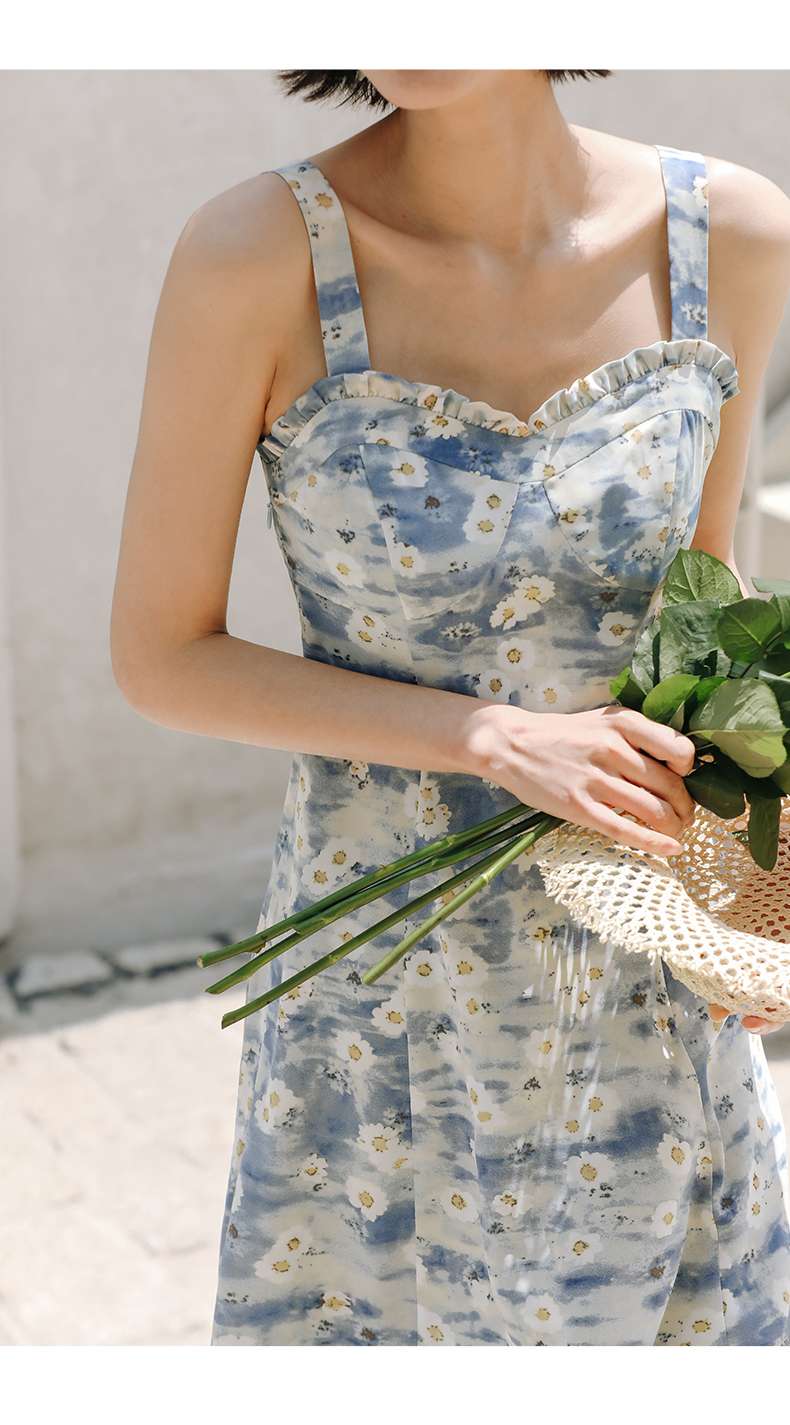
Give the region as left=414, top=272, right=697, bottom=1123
left=260, top=337, right=740, bottom=458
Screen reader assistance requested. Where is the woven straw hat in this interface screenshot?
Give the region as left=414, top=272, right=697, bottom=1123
left=536, top=800, right=790, bottom=1025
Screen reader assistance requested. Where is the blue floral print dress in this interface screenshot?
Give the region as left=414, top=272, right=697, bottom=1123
left=212, top=144, right=790, bottom=1346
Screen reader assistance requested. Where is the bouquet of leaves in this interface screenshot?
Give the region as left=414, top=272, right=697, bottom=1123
left=198, top=548, right=790, bottom=1030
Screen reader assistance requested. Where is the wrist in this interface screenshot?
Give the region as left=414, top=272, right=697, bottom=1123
left=451, top=699, right=538, bottom=780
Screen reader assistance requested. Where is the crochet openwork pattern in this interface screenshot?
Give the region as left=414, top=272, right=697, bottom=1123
left=536, top=800, right=790, bottom=1024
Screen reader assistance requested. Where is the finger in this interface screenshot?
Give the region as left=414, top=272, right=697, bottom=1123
left=609, top=709, right=696, bottom=776
left=708, top=1003, right=731, bottom=1022
left=573, top=796, right=683, bottom=858
left=590, top=772, right=686, bottom=842
left=610, top=746, right=696, bottom=827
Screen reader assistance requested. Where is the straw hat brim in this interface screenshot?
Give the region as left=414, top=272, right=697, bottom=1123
left=536, top=801, right=790, bottom=1024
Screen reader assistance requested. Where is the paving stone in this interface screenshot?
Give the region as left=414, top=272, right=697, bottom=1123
left=0, top=1307, right=24, bottom=1345
left=106, top=936, right=221, bottom=976
left=0, top=1206, right=175, bottom=1345
left=14, top=950, right=112, bottom=999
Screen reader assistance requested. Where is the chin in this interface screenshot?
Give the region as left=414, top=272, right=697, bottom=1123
left=361, top=69, right=490, bottom=110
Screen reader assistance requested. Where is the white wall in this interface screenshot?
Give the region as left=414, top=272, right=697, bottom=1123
left=1, top=71, right=788, bottom=964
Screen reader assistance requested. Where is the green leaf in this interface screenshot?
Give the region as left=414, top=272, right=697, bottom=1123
left=687, top=678, right=787, bottom=777
left=771, top=760, right=790, bottom=794
left=754, top=669, right=790, bottom=717
left=632, top=620, right=661, bottom=693
left=717, top=598, right=782, bottom=663
left=642, top=674, right=700, bottom=726
left=658, top=600, right=726, bottom=680
left=701, top=749, right=785, bottom=801
left=662, top=548, right=742, bottom=606
left=751, top=576, right=790, bottom=597
left=772, top=595, right=790, bottom=636
left=609, top=665, right=645, bottom=709
left=684, top=675, right=728, bottom=720
left=758, top=648, right=790, bottom=677
left=684, top=763, right=746, bottom=820
left=747, top=796, right=781, bottom=871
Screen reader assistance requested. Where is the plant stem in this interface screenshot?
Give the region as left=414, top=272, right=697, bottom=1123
left=205, top=810, right=545, bottom=996
left=219, top=825, right=544, bottom=1030
left=361, top=814, right=562, bottom=985
left=197, top=798, right=531, bottom=969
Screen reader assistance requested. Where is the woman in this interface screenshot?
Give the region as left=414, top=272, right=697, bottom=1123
left=111, top=70, right=790, bottom=1345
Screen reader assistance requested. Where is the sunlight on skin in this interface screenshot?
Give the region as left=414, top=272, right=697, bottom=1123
left=708, top=1003, right=785, bottom=1035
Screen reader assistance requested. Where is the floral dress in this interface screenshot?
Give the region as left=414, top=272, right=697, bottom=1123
left=211, top=143, right=790, bottom=1346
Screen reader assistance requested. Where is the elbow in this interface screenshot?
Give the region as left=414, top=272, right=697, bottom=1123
left=110, top=617, right=170, bottom=719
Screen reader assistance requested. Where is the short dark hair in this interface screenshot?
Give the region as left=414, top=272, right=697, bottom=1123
left=277, top=70, right=612, bottom=111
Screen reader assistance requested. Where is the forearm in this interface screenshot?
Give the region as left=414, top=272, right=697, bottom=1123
left=122, top=631, right=505, bottom=777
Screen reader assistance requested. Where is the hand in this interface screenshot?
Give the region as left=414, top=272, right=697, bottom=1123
left=460, top=702, right=697, bottom=858
left=708, top=1002, right=784, bottom=1035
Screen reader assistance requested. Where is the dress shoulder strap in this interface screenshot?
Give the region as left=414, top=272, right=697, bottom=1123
left=273, top=158, right=372, bottom=377
left=655, top=143, right=710, bottom=341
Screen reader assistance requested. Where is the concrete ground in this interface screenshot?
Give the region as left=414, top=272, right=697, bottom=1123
left=1, top=949, right=789, bottom=1346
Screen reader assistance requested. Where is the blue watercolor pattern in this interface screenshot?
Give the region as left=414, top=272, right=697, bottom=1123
left=212, top=144, right=790, bottom=1346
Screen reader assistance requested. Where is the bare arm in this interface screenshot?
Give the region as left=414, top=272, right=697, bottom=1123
left=692, top=156, right=790, bottom=1033
left=110, top=175, right=495, bottom=776
left=690, top=156, right=790, bottom=594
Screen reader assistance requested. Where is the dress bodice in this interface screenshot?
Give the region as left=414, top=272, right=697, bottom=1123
left=255, top=144, right=740, bottom=713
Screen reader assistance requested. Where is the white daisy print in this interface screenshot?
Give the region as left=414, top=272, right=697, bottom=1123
left=415, top=778, right=451, bottom=836
left=493, top=1187, right=527, bottom=1218
left=439, top=1183, right=479, bottom=1222
left=347, top=759, right=369, bottom=783
left=318, top=1289, right=353, bottom=1315
left=418, top=1309, right=456, bottom=1346
left=357, top=1121, right=403, bottom=1169
left=566, top=1152, right=616, bottom=1188
left=403, top=949, right=437, bottom=986
left=371, top=991, right=407, bottom=1037
left=439, top=936, right=487, bottom=988
left=324, top=549, right=366, bottom=587
left=392, top=542, right=427, bottom=578
left=466, top=1078, right=503, bottom=1129
left=691, top=173, right=709, bottom=210
left=524, top=1024, right=561, bottom=1069
left=657, top=1133, right=693, bottom=1175
left=255, top=1078, right=303, bottom=1134
left=346, top=608, right=390, bottom=648
left=526, top=679, right=573, bottom=711
left=345, top=1175, right=389, bottom=1221
left=254, top=1225, right=310, bottom=1283
left=333, top=1029, right=375, bottom=1073
left=523, top=1293, right=564, bottom=1335
left=597, top=610, right=638, bottom=647
left=276, top=978, right=314, bottom=1020
left=491, top=574, right=556, bottom=628
left=696, top=1144, right=714, bottom=1180
left=496, top=635, right=534, bottom=673
left=562, top=1231, right=602, bottom=1262
left=463, top=487, right=511, bottom=543
left=473, top=666, right=515, bottom=702
left=302, top=837, right=359, bottom=891
left=490, top=590, right=526, bottom=632
left=652, top=1200, right=680, bottom=1238
left=582, top=1084, right=620, bottom=1121
left=296, top=1152, right=328, bottom=1190
left=388, top=453, right=430, bottom=487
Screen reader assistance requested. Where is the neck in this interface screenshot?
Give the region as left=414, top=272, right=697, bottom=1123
left=356, top=73, right=590, bottom=255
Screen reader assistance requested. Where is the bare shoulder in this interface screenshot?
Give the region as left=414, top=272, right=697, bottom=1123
left=157, top=169, right=311, bottom=350
left=705, top=153, right=790, bottom=282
